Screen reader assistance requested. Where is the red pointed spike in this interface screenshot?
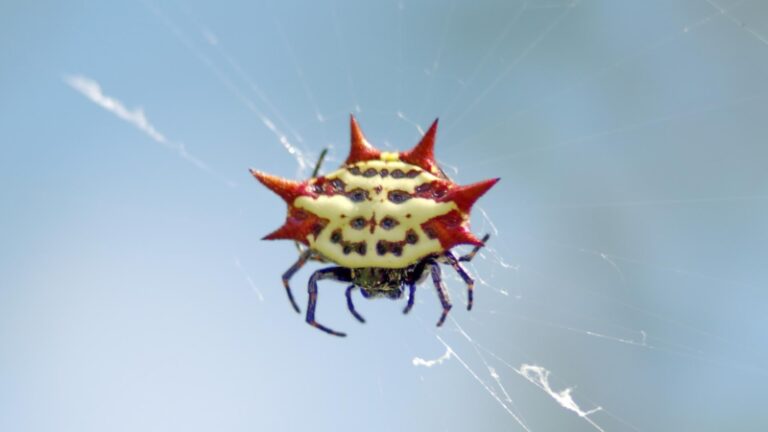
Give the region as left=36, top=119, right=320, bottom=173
left=263, top=223, right=304, bottom=242
left=346, top=115, right=381, bottom=164
left=421, top=210, right=484, bottom=250
left=444, top=178, right=500, bottom=213
left=400, top=118, right=439, bottom=173
left=263, top=208, right=329, bottom=246
left=250, top=169, right=307, bottom=203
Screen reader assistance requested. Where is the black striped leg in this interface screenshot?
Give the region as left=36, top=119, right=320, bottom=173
left=404, top=258, right=431, bottom=314
left=458, top=233, right=491, bottom=262
left=281, top=250, right=312, bottom=313
left=307, top=267, right=352, bottom=337
left=345, top=285, right=366, bottom=323
left=402, top=283, right=416, bottom=314
left=444, top=251, right=476, bottom=311
left=430, top=263, right=453, bottom=327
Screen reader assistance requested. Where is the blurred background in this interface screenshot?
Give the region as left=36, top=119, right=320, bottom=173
left=2, top=0, right=768, bottom=430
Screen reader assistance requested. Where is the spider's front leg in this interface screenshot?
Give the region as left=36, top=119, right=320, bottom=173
left=444, top=251, right=476, bottom=311
left=403, top=258, right=432, bottom=315
left=446, top=233, right=490, bottom=310
left=307, top=267, right=352, bottom=337
left=402, top=283, right=416, bottom=315
left=345, top=285, right=366, bottom=323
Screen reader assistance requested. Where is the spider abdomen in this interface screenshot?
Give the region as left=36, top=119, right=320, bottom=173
left=297, top=159, right=457, bottom=268
left=252, top=117, right=497, bottom=269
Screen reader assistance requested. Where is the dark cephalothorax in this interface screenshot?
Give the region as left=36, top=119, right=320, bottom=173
left=353, top=267, right=408, bottom=299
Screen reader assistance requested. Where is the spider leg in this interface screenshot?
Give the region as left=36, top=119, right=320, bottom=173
left=444, top=251, right=476, bottom=311
left=430, top=263, right=452, bottom=327
left=402, top=283, right=416, bottom=314
left=310, top=148, right=329, bottom=178
left=345, top=285, right=366, bottom=323
left=281, top=250, right=312, bottom=313
left=458, top=233, right=491, bottom=262
left=404, top=258, right=431, bottom=314
left=307, top=267, right=352, bottom=337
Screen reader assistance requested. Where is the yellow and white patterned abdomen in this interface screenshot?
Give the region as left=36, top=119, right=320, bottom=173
left=252, top=116, right=497, bottom=270
left=297, top=160, right=457, bottom=268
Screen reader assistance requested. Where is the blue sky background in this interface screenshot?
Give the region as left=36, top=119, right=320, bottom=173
left=2, top=0, right=768, bottom=431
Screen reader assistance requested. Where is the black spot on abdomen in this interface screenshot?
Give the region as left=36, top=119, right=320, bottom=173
left=356, top=242, right=367, bottom=255
left=376, top=241, right=387, bottom=256
left=350, top=217, right=367, bottom=230
left=406, top=229, right=419, bottom=244
left=380, top=217, right=399, bottom=230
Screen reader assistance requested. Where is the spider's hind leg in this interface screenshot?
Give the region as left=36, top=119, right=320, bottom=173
left=307, top=267, right=353, bottom=337
left=281, top=250, right=313, bottom=313
left=458, top=233, right=491, bottom=262
left=310, top=148, right=329, bottom=178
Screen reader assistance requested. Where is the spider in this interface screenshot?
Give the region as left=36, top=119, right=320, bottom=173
left=251, top=116, right=499, bottom=336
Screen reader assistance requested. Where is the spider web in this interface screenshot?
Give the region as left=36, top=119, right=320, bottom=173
left=54, top=0, right=768, bottom=430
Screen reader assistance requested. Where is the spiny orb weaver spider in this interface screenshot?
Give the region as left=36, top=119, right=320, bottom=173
left=251, top=116, right=499, bottom=336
